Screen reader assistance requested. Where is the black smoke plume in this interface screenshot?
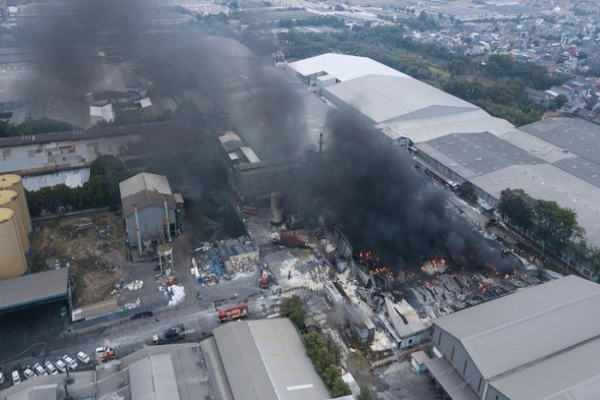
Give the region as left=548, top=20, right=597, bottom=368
left=304, top=111, right=510, bottom=272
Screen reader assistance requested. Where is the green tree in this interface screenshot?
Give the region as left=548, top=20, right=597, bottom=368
left=533, top=199, right=580, bottom=253
left=358, top=384, right=373, bottom=400
left=549, top=94, right=568, bottom=111
left=498, top=188, right=534, bottom=231
left=280, top=295, right=306, bottom=329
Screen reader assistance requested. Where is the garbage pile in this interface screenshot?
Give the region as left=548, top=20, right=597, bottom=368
left=167, top=285, right=185, bottom=306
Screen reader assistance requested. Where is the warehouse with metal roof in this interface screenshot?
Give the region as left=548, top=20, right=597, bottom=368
left=119, top=172, right=180, bottom=246
left=288, top=54, right=600, bottom=252
left=211, top=318, right=330, bottom=400
left=0, top=267, right=69, bottom=312
left=426, top=275, right=600, bottom=400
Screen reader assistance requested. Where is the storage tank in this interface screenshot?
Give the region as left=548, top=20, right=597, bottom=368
left=0, top=174, right=32, bottom=235
left=270, top=192, right=284, bottom=226
left=0, top=208, right=27, bottom=280
left=0, top=190, right=30, bottom=255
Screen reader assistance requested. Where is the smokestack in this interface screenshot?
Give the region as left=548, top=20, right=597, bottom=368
left=134, top=204, right=142, bottom=257
left=164, top=195, right=171, bottom=242
left=270, top=192, right=284, bottom=226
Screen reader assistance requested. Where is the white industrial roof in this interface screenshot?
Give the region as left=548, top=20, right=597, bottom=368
left=240, top=146, right=261, bottom=163
left=385, top=298, right=430, bottom=339
left=119, top=172, right=172, bottom=199
left=119, top=172, right=174, bottom=217
left=434, top=276, right=600, bottom=399
left=129, top=354, right=180, bottom=400
left=323, top=74, right=479, bottom=125
left=381, top=110, right=513, bottom=143
left=288, top=53, right=409, bottom=82
left=213, top=319, right=330, bottom=400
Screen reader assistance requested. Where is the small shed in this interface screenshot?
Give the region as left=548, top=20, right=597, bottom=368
left=411, top=350, right=430, bottom=374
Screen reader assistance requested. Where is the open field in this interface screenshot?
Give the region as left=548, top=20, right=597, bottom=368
left=31, top=212, right=127, bottom=306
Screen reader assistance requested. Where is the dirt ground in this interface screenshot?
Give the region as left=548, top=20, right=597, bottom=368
left=31, top=212, right=127, bottom=306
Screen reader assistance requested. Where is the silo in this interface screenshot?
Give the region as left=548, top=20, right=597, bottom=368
left=270, top=192, right=284, bottom=226
left=0, top=174, right=32, bottom=235
left=0, top=190, right=30, bottom=255
left=0, top=208, right=27, bottom=280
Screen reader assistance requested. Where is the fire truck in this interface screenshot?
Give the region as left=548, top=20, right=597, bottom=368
left=218, top=305, right=248, bottom=323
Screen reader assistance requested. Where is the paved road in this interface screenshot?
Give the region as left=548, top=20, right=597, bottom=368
left=0, top=223, right=278, bottom=386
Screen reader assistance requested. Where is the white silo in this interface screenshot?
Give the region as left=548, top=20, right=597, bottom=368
left=0, top=174, right=32, bottom=236
left=0, top=190, right=30, bottom=256
left=270, top=192, right=284, bottom=226
left=0, top=208, right=27, bottom=280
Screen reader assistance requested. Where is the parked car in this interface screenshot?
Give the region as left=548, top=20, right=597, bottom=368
left=62, top=355, right=78, bottom=370
left=77, top=351, right=91, bottom=365
left=11, top=371, right=20, bottom=386
left=54, top=360, right=66, bottom=373
left=23, top=367, right=35, bottom=379
left=33, top=363, right=47, bottom=377
left=0, top=372, right=4, bottom=385
left=44, top=361, right=58, bottom=375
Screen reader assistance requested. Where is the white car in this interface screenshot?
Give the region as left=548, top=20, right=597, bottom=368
left=23, top=367, right=35, bottom=379
left=12, top=371, right=21, bottom=385
left=33, top=363, right=47, bottom=377
left=45, top=361, right=58, bottom=375
left=62, top=355, right=78, bottom=370
left=77, top=351, right=91, bottom=365
left=55, top=359, right=66, bottom=373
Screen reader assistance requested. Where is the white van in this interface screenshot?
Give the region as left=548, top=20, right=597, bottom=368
left=12, top=370, right=20, bottom=385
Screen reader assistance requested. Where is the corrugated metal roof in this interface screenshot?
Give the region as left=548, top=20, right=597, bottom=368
left=288, top=53, right=409, bottom=82
left=323, top=74, right=479, bottom=125
left=119, top=172, right=175, bottom=217
left=0, top=268, right=68, bottom=311
left=129, top=354, right=180, bottom=400
left=435, top=276, right=600, bottom=399
left=384, top=298, right=430, bottom=339
left=490, top=336, right=600, bottom=400
left=424, top=357, right=479, bottom=400
left=213, top=319, right=330, bottom=400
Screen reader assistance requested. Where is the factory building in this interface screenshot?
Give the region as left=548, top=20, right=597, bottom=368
left=10, top=97, right=115, bottom=129
left=119, top=172, right=182, bottom=252
left=426, top=276, right=600, bottom=400
left=218, top=130, right=302, bottom=201
left=288, top=54, right=600, bottom=255
left=208, top=318, right=331, bottom=400
left=383, top=297, right=431, bottom=349
left=0, top=319, right=334, bottom=400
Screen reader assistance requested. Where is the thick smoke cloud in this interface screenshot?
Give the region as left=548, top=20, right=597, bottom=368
left=17, top=0, right=153, bottom=99
left=305, top=111, right=509, bottom=272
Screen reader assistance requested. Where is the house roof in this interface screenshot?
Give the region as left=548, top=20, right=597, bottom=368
left=119, top=172, right=175, bottom=217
